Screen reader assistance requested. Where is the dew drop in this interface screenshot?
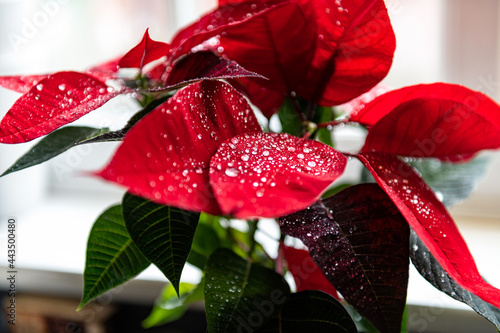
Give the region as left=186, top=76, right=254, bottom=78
left=36, top=84, right=43, bottom=91
left=225, top=168, right=239, bottom=177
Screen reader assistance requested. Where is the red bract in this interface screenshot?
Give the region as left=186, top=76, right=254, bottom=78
left=98, top=80, right=346, bottom=218
left=118, top=29, right=170, bottom=70
left=170, top=0, right=395, bottom=116
left=353, top=83, right=500, bottom=161
left=209, top=132, right=346, bottom=218
left=0, top=74, right=48, bottom=94
left=282, top=245, right=339, bottom=299
left=357, top=152, right=500, bottom=308
left=0, top=72, right=122, bottom=144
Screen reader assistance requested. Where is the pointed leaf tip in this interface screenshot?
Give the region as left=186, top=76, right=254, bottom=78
left=122, top=192, right=199, bottom=294
left=119, top=29, right=170, bottom=70
left=0, top=71, right=121, bottom=143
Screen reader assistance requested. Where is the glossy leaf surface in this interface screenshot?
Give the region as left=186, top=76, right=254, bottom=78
left=119, top=29, right=170, bottom=70
left=357, top=152, right=500, bottom=308
left=204, top=248, right=290, bottom=333
left=80, top=205, right=150, bottom=309
left=410, top=231, right=500, bottom=331
left=122, top=192, right=199, bottom=294
left=280, top=184, right=410, bottom=333
left=282, top=245, right=338, bottom=298
left=97, top=80, right=261, bottom=215
left=257, top=290, right=357, bottom=333
left=1, top=126, right=108, bottom=177
left=0, top=71, right=121, bottom=143
left=209, top=132, right=347, bottom=218
left=353, top=83, right=500, bottom=161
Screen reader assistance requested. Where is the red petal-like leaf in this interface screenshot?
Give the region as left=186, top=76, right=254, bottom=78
left=299, top=0, right=395, bottom=105
left=97, top=80, right=261, bottom=215
left=279, top=184, right=410, bottom=333
left=209, top=132, right=346, bottom=218
left=0, top=74, right=48, bottom=94
left=357, top=152, right=500, bottom=308
left=171, top=2, right=315, bottom=95
left=86, top=57, right=120, bottom=82
left=148, top=51, right=264, bottom=91
left=354, top=84, right=500, bottom=161
left=282, top=245, right=338, bottom=299
left=119, top=29, right=170, bottom=70
left=0, top=71, right=121, bottom=143
left=172, top=0, right=395, bottom=109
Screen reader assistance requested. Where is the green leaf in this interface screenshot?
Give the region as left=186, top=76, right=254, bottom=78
left=204, top=248, right=290, bottom=333
left=142, top=282, right=204, bottom=328
left=79, top=205, right=150, bottom=309
left=277, top=97, right=303, bottom=136
left=187, top=223, right=221, bottom=270
left=257, top=290, right=357, bottom=333
left=1, top=126, right=108, bottom=177
left=122, top=192, right=199, bottom=294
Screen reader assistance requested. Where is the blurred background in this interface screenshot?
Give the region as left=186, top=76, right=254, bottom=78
left=0, top=0, right=499, bottom=332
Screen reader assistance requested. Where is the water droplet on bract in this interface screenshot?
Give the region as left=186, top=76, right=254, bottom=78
left=217, top=46, right=224, bottom=53
left=297, top=153, right=305, bottom=159
left=225, top=168, right=239, bottom=177
left=36, top=84, right=43, bottom=91
left=308, top=161, right=316, bottom=167
left=58, top=84, right=66, bottom=91
left=241, top=154, right=249, bottom=162
left=262, top=150, right=270, bottom=157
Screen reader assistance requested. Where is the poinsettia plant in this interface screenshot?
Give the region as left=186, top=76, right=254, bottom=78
left=2, top=0, right=500, bottom=332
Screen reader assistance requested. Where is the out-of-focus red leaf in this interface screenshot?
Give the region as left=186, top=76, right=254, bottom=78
left=298, top=0, right=395, bottom=106
left=0, top=74, right=48, bottom=94
left=171, top=2, right=315, bottom=96
left=97, top=80, right=261, bottom=216
left=280, top=184, right=409, bottom=333
left=119, top=29, right=170, bottom=70
left=282, top=245, right=339, bottom=299
left=354, top=84, right=500, bottom=161
left=157, top=51, right=263, bottom=90
left=172, top=0, right=394, bottom=111
left=357, top=152, right=500, bottom=308
left=86, top=57, right=120, bottom=82
left=209, top=132, right=346, bottom=219
left=0, top=71, right=122, bottom=144
left=339, top=83, right=390, bottom=115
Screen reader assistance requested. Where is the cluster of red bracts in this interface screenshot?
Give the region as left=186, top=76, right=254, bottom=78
left=1, top=0, right=500, bottom=332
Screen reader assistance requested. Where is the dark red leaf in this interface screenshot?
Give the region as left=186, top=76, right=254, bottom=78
left=0, top=74, right=48, bottom=94
left=149, top=51, right=264, bottom=91
left=282, top=245, right=339, bottom=299
left=354, top=84, right=500, bottom=161
left=209, top=132, right=346, bottom=218
left=357, top=152, right=500, bottom=308
left=118, top=29, right=170, bottom=70
left=0, top=71, right=122, bottom=143
left=86, top=57, right=121, bottom=82
left=279, top=184, right=409, bottom=333
left=97, top=80, right=261, bottom=216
